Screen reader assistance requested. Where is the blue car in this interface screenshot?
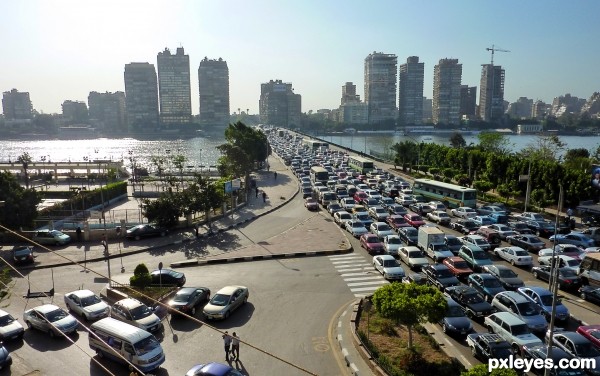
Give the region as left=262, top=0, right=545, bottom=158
left=440, top=297, right=472, bottom=337
left=472, top=216, right=494, bottom=227
left=467, top=273, right=506, bottom=302
left=549, top=232, right=595, bottom=248
left=517, top=286, right=570, bottom=324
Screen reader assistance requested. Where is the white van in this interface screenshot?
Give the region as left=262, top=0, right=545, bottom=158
left=89, top=317, right=165, bottom=373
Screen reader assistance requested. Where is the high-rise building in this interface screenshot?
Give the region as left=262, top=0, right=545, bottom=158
left=432, top=58, right=462, bottom=125
left=478, top=64, right=505, bottom=122
left=88, top=91, right=127, bottom=132
left=2, top=89, right=32, bottom=120
left=339, top=82, right=367, bottom=124
left=506, top=97, right=533, bottom=119
left=198, top=57, right=230, bottom=127
left=398, top=56, right=424, bottom=126
left=341, top=82, right=359, bottom=105
left=61, top=100, right=88, bottom=124
left=259, top=79, right=301, bottom=128
left=532, top=100, right=548, bottom=120
left=124, top=62, right=159, bottom=131
left=422, top=97, right=433, bottom=123
left=157, top=47, right=192, bottom=127
left=460, top=85, right=477, bottom=118
left=364, top=52, right=397, bottom=125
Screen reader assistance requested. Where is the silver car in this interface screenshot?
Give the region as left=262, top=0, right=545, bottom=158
left=64, top=289, right=110, bottom=321
left=0, top=309, right=24, bottom=341
left=203, top=285, right=249, bottom=320
left=32, top=229, right=71, bottom=246
left=23, top=304, right=79, bottom=338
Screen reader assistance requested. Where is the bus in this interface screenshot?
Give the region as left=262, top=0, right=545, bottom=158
left=348, top=156, right=375, bottom=174
left=412, top=178, right=477, bottom=208
left=303, top=139, right=329, bottom=152
left=579, top=253, right=600, bottom=287
left=310, top=166, right=329, bottom=184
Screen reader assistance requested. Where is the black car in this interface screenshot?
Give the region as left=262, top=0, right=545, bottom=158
left=507, top=221, right=534, bottom=235
left=151, top=269, right=186, bottom=287
left=11, top=246, right=34, bottom=265
left=531, top=266, right=582, bottom=291
left=467, top=333, right=513, bottom=363
left=521, top=345, right=585, bottom=376
left=451, top=219, right=480, bottom=235
left=444, top=285, right=495, bottom=320
left=126, top=224, right=168, bottom=240
left=482, top=265, right=525, bottom=291
left=579, top=286, right=600, bottom=306
left=167, top=287, right=211, bottom=316
left=506, top=234, right=545, bottom=253
left=440, top=297, right=472, bottom=337
left=398, top=226, right=418, bottom=246
left=423, top=264, right=460, bottom=292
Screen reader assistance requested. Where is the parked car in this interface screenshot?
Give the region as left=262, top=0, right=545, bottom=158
left=521, top=345, right=584, bottom=376
left=445, top=235, right=464, bottom=255
left=372, top=255, right=405, bottom=281
left=353, top=212, right=374, bottom=229
left=167, top=287, right=211, bottom=316
left=444, top=285, right=495, bottom=320
left=11, top=245, right=34, bottom=265
left=397, top=227, right=418, bottom=246
left=475, top=227, right=502, bottom=250
left=482, top=265, right=525, bottom=290
left=486, top=224, right=517, bottom=240
left=460, top=234, right=492, bottom=252
left=64, top=289, right=110, bottom=321
left=477, top=205, right=507, bottom=216
left=344, top=219, right=369, bottom=238
left=467, top=333, right=513, bottom=363
left=368, top=206, right=389, bottom=221
left=458, top=245, right=494, bottom=272
left=490, top=291, right=548, bottom=334
left=23, top=304, right=79, bottom=338
left=327, top=202, right=343, bottom=216
left=484, top=312, right=544, bottom=356
left=549, top=232, right=595, bottom=248
left=398, top=246, right=429, bottom=271
left=579, top=286, right=600, bottom=306
left=387, top=203, right=408, bottom=216
left=494, top=246, right=533, bottom=267
left=518, top=286, right=570, bottom=324
left=423, top=264, right=460, bottom=291
left=126, top=224, right=168, bottom=240
left=508, top=221, right=534, bottom=235
left=578, top=326, right=600, bottom=350
left=472, top=216, right=494, bottom=227
left=451, top=219, right=480, bottom=235
left=403, top=213, right=426, bottom=228
left=370, top=222, right=395, bottom=240
left=359, top=233, right=384, bottom=255
left=409, top=202, right=433, bottom=215
left=203, top=285, right=249, bottom=320
left=386, top=215, right=410, bottom=231
left=506, top=234, right=545, bottom=253
left=32, top=229, right=71, bottom=246
left=546, top=331, right=600, bottom=373
left=383, top=235, right=402, bottom=256
left=402, top=273, right=427, bottom=285
left=442, top=256, right=473, bottom=280
left=531, top=266, right=582, bottom=291
left=111, top=298, right=162, bottom=333
left=427, top=210, right=451, bottom=226
left=538, top=244, right=584, bottom=259
left=538, top=255, right=580, bottom=271
left=440, top=297, right=473, bottom=337
left=451, top=207, right=477, bottom=219
left=185, top=362, right=245, bottom=376
left=0, top=309, right=24, bottom=341
left=468, top=273, right=506, bottom=302
left=150, top=269, right=186, bottom=287
left=333, top=210, right=353, bottom=227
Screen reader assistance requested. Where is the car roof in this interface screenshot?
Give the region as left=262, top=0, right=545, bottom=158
left=472, top=273, right=496, bottom=279
left=376, top=255, right=395, bottom=261
left=490, top=311, right=526, bottom=325
left=554, top=331, right=590, bottom=344
left=34, top=304, right=61, bottom=314
left=67, top=289, right=95, bottom=298
left=520, top=286, right=551, bottom=295
left=115, top=298, right=144, bottom=309
left=431, top=264, right=449, bottom=270
left=216, top=285, right=247, bottom=295
left=495, top=291, right=528, bottom=303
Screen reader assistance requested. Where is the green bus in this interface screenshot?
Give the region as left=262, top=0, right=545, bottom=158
left=412, top=178, right=477, bottom=208
left=348, top=156, right=375, bottom=174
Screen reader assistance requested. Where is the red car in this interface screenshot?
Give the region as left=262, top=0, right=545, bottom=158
left=304, top=197, right=319, bottom=211
left=577, top=325, right=600, bottom=349
left=386, top=215, right=411, bottom=230
left=354, top=191, right=368, bottom=203
left=442, top=256, right=473, bottom=280
left=359, top=234, right=384, bottom=255
left=403, top=213, right=426, bottom=228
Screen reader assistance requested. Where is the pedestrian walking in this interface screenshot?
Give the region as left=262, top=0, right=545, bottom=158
left=255, top=187, right=259, bottom=198
left=194, top=223, right=199, bottom=238
left=76, top=226, right=82, bottom=242
left=231, top=332, right=240, bottom=360
left=262, top=191, right=267, bottom=202
left=222, top=331, right=232, bottom=361
left=274, top=171, right=277, bottom=180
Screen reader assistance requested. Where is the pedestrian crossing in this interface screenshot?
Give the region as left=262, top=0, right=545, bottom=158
left=328, top=254, right=389, bottom=297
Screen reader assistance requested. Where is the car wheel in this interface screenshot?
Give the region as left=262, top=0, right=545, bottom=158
left=442, top=323, right=448, bottom=333
left=536, top=230, right=542, bottom=237
left=96, top=349, right=105, bottom=358
left=486, top=324, right=493, bottom=333
left=25, top=321, right=32, bottom=329
left=512, top=344, right=521, bottom=356
left=466, top=310, right=474, bottom=319
left=48, top=329, right=55, bottom=338
left=510, top=259, right=516, bottom=266
left=533, top=271, right=539, bottom=279
left=191, top=307, right=196, bottom=316
left=224, top=311, right=230, bottom=319
left=135, top=235, right=141, bottom=241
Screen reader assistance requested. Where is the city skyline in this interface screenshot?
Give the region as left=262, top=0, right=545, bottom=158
left=1, top=0, right=599, bottom=116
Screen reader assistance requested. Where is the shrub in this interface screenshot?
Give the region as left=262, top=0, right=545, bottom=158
left=130, top=263, right=152, bottom=288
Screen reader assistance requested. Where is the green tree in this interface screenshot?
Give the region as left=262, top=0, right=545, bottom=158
left=477, top=132, right=512, bottom=155
left=391, top=141, right=418, bottom=171
left=449, top=132, right=467, bottom=148
left=17, top=152, right=32, bottom=189
left=130, top=263, right=152, bottom=288
left=519, top=135, right=566, bottom=161
left=172, top=155, right=187, bottom=184
left=143, top=194, right=181, bottom=228
left=0, top=171, right=41, bottom=229
left=461, top=364, right=518, bottom=376
left=371, top=282, right=446, bottom=348
left=473, top=180, right=493, bottom=197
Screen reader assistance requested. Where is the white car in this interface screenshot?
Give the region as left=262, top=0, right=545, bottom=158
left=64, top=289, right=110, bottom=321
left=370, top=222, right=395, bottom=240
left=460, top=234, right=491, bottom=252
left=538, top=244, right=582, bottom=258
left=486, top=224, right=518, bottom=240
left=203, top=285, right=249, bottom=320
left=339, top=197, right=356, bottom=210
left=372, top=255, right=405, bottom=280
left=398, top=246, right=430, bottom=271
left=23, top=304, right=79, bottom=338
left=538, top=255, right=580, bottom=271
left=333, top=210, right=353, bottom=227
left=494, top=246, right=533, bottom=267
left=427, top=210, right=451, bottom=225
left=395, top=194, right=414, bottom=206
left=0, top=309, right=24, bottom=341
left=451, top=207, right=478, bottom=219
left=383, top=235, right=402, bottom=256
left=344, top=220, right=369, bottom=238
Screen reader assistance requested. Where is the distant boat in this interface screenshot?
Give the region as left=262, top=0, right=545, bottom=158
left=344, top=128, right=357, bottom=134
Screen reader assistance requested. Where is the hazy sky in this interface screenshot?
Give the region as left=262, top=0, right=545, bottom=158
left=1, top=0, right=598, bottom=116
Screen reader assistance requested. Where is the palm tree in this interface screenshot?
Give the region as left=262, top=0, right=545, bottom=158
left=17, top=152, right=32, bottom=189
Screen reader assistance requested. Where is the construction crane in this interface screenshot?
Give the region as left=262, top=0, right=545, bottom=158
left=486, top=45, right=510, bottom=66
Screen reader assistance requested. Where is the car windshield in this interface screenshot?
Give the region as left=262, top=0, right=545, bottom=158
left=483, top=278, right=502, bottom=288
left=0, top=314, right=15, bottom=326
left=538, top=294, right=554, bottom=306
left=575, top=343, right=600, bottom=357
left=174, top=292, right=193, bottom=302
left=378, top=224, right=391, bottom=231
left=498, top=269, right=518, bottom=278
left=130, top=305, right=153, bottom=320
left=405, top=228, right=417, bottom=235
left=559, top=269, right=578, bottom=278
left=529, top=236, right=542, bottom=243
left=383, top=259, right=400, bottom=267
left=491, top=347, right=513, bottom=359
left=210, top=294, right=231, bottom=306
left=453, top=261, right=469, bottom=269
left=515, top=250, right=529, bottom=257
left=356, top=214, right=369, bottom=220
left=408, top=250, right=424, bottom=258
left=465, top=221, right=478, bottom=228
left=463, top=293, right=483, bottom=304
left=437, top=269, right=453, bottom=278
left=511, top=324, right=530, bottom=336
left=411, top=215, right=423, bottom=221
left=566, top=260, right=581, bottom=267
left=388, top=238, right=401, bottom=244
left=351, top=222, right=364, bottom=228
left=366, top=237, right=380, bottom=244
left=49, top=230, right=64, bottom=237
left=134, top=336, right=161, bottom=356
left=447, top=306, right=465, bottom=317
left=475, top=239, right=488, bottom=245
left=473, top=252, right=490, bottom=260
left=447, top=238, right=461, bottom=246
left=45, top=308, right=69, bottom=322
left=81, top=295, right=102, bottom=307
left=516, top=302, right=540, bottom=316
left=13, top=248, right=31, bottom=256
left=438, top=213, right=449, bottom=218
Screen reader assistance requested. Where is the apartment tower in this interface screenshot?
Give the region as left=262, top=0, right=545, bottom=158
left=398, top=56, right=424, bottom=126
left=364, top=52, right=397, bottom=126
left=2, top=89, right=33, bottom=120
left=88, top=91, right=127, bottom=132
left=124, top=62, right=159, bottom=131
left=259, top=79, right=301, bottom=128
left=157, top=47, right=192, bottom=127
left=478, top=64, right=505, bottom=122
left=432, top=59, right=462, bottom=125
left=198, top=57, right=230, bottom=127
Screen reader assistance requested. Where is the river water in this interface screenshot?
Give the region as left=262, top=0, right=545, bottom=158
left=0, top=132, right=598, bottom=173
